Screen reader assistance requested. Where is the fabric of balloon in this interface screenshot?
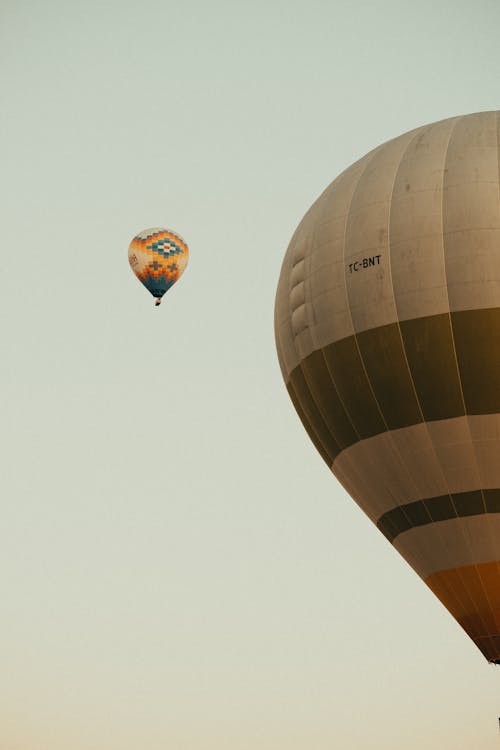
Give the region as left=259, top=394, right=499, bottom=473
left=128, top=227, right=188, bottom=304
left=275, top=111, right=500, bottom=664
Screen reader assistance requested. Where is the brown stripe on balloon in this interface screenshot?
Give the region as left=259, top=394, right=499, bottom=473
left=322, top=335, right=386, bottom=439
left=375, top=489, right=500, bottom=542
left=452, top=308, right=500, bottom=415
left=286, top=308, right=500, bottom=444
left=286, top=368, right=341, bottom=465
left=285, top=381, right=332, bottom=466
left=355, top=323, right=424, bottom=429
left=299, top=349, right=358, bottom=450
left=399, top=314, right=465, bottom=421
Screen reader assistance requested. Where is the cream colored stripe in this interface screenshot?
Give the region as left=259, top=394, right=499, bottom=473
left=393, top=515, right=500, bottom=578
left=331, top=415, right=500, bottom=520
left=332, top=423, right=445, bottom=521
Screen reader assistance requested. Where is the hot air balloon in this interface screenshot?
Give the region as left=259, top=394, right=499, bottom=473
left=275, top=111, right=500, bottom=663
left=128, top=227, right=189, bottom=306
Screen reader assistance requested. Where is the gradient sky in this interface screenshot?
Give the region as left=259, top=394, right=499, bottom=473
left=2, top=1, right=500, bottom=748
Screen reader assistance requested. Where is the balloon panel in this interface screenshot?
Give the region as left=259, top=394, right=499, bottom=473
left=275, top=111, right=500, bottom=662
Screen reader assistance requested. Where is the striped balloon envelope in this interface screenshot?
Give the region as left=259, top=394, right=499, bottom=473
left=128, top=227, right=189, bottom=306
left=275, top=111, right=500, bottom=663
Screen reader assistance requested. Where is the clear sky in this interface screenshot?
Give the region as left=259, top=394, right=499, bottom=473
left=2, top=1, right=500, bottom=748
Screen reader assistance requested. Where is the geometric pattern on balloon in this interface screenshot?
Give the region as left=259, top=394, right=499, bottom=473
left=128, top=227, right=189, bottom=300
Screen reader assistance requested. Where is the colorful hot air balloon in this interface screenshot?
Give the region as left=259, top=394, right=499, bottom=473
left=128, top=227, right=189, bottom=306
left=275, top=111, right=500, bottom=663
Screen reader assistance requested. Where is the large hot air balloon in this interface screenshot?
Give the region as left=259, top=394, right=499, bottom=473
left=128, top=227, right=189, bottom=306
left=275, top=111, right=500, bottom=663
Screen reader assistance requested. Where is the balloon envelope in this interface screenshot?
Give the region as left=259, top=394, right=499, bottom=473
left=275, top=111, right=500, bottom=663
left=128, top=227, right=188, bottom=304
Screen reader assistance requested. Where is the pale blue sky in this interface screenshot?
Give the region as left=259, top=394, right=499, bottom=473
left=2, top=1, right=500, bottom=748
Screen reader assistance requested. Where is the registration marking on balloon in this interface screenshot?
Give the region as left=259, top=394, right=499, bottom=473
left=347, top=254, right=382, bottom=273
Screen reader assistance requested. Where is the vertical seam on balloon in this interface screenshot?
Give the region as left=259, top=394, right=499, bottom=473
left=382, top=123, right=476, bottom=610
left=320, top=346, right=362, bottom=443
left=288, top=158, right=371, bottom=468
left=340, top=146, right=389, bottom=431
left=476, top=110, right=500, bottom=647
left=444, top=116, right=499, bottom=642
left=309, top=171, right=365, bottom=445
left=439, top=115, right=496, bottom=650
left=353, top=122, right=481, bottom=638
left=287, top=378, right=334, bottom=465
left=439, top=113, right=497, bottom=649
left=333, top=146, right=410, bottom=515
left=474, top=110, right=500, bottom=655
left=300, top=213, right=362, bottom=451
left=338, top=135, right=432, bottom=536
left=386, top=127, right=427, bottom=423
left=405, top=118, right=493, bottom=646
left=385, top=125, right=462, bottom=563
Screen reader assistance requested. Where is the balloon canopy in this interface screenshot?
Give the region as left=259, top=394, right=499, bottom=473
left=275, top=111, right=500, bottom=663
left=128, top=227, right=188, bottom=305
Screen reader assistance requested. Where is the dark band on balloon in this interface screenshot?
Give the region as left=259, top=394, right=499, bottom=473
left=377, top=489, right=500, bottom=543
left=286, top=307, right=500, bottom=466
